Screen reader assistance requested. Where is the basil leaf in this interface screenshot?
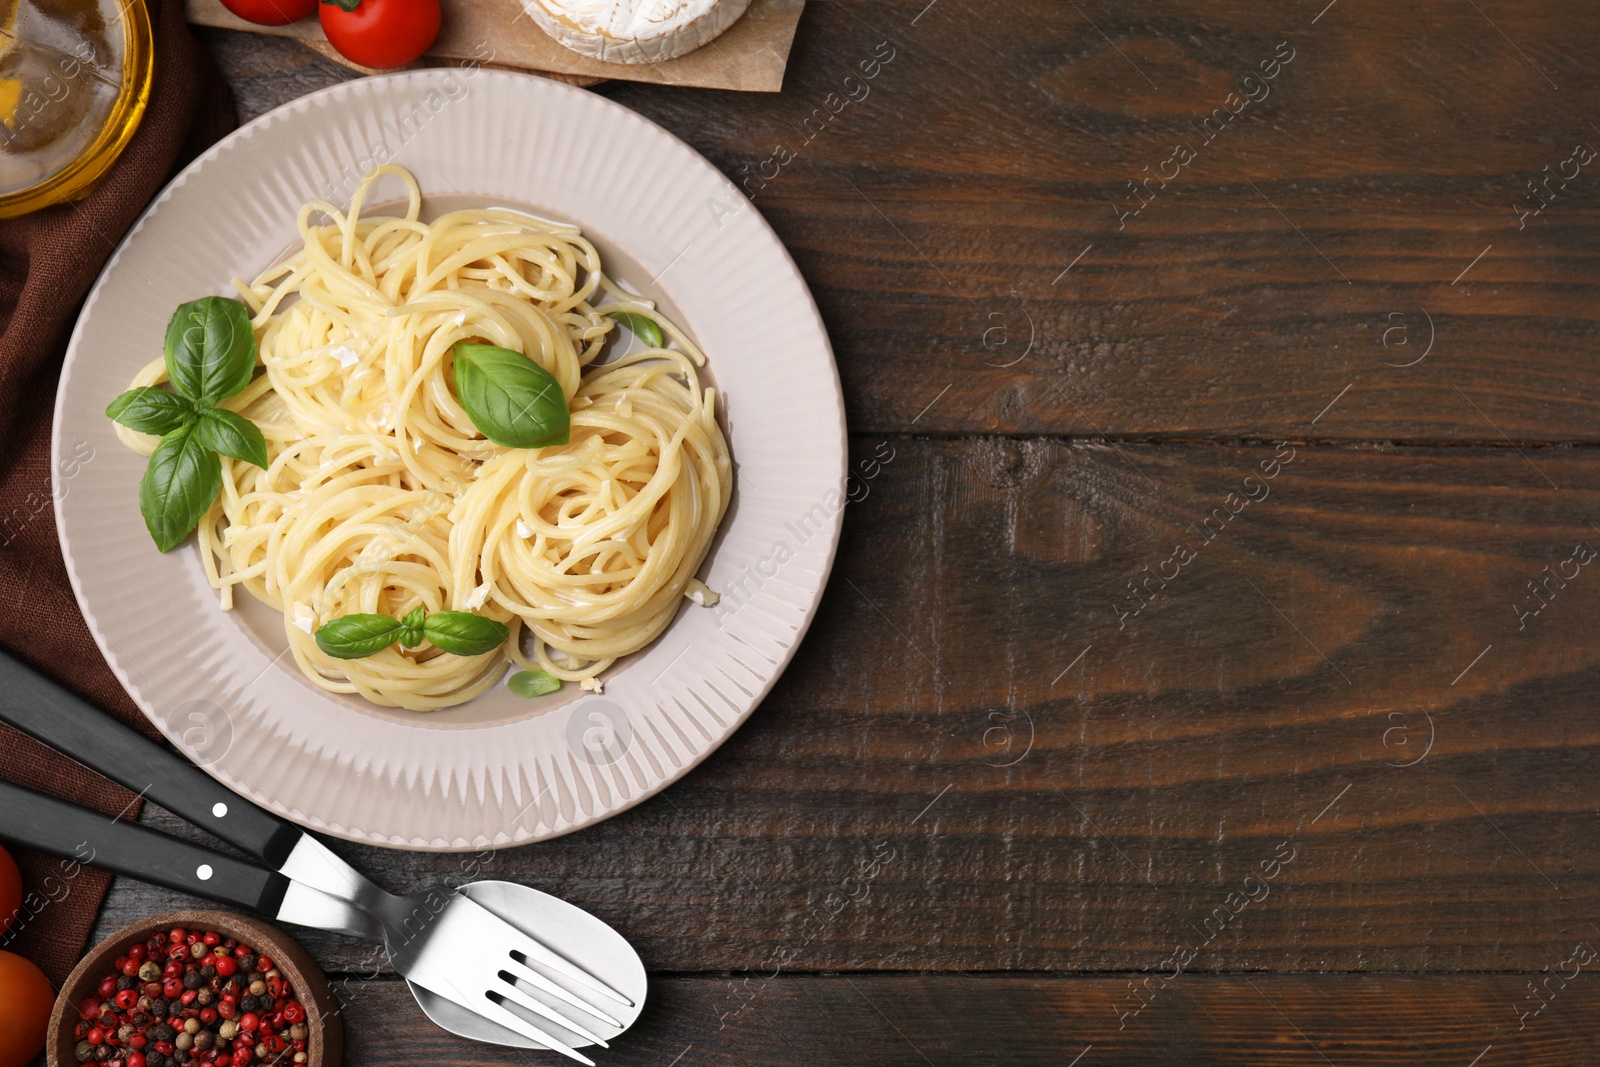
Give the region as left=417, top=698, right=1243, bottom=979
left=508, top=669, right=562, bottom=698
left=165, top=297, right=257, bottom=403
left=611, top=311, right=664, bottom=349
left=399, top=606, right=426, bottom=649
left=192, top=408, right=269, bottom=469
left=315, top=614, right=406, bottom=659
left=422, top=611, right=510, bottom=656
left=106, top=388, right=196, bottom=436
left=451, top=343, right=570, bottom=449
left=138, top=422, right=222, bottom=553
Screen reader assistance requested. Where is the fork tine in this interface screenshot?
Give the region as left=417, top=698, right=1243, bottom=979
left=507, top=935, right=635, bottom=1007
left=476, top=997, right=597, bottom=1066
left=502, top=954, right=626, bottom=1028
left=495, top=973, right=612, bottom=1046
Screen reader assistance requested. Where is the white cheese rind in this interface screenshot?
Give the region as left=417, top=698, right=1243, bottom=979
left=523, top=0, right=755, bottom=64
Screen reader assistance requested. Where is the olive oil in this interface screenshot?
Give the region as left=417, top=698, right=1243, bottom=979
left=0, top=0, right=152, bottom=217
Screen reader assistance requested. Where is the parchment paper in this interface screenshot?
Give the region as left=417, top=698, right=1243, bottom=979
left=185, top=0, right=805, bottom=91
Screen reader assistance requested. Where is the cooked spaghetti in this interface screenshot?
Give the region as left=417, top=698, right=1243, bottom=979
left=113, top=165, right=731, bottom=710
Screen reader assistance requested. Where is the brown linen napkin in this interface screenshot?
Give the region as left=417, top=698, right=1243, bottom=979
left=0, top=0, right=236, bottom=987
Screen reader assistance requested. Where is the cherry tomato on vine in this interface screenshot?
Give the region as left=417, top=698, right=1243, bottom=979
left=319, top=0, right=441, bottom=69
left=219, top=0, right=318, bottom=26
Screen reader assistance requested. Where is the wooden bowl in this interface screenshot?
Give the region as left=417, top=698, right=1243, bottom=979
left=48, top=910, right=342, bottom=1067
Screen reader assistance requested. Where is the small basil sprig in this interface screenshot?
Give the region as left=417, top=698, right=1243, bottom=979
left=611, top=310, right=664, bottom=349
left=106, top=297, right=267, bottom=552
left=314, top=607, right=510, bottom=660
left=508, top=669, right=562, bottom=697
left=450, top=343, right=570, bottom=449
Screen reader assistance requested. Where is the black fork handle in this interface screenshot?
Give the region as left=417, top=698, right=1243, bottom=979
left=0, top=779, right=288, bottom=915
left=0, top=649, right=302, bottom=867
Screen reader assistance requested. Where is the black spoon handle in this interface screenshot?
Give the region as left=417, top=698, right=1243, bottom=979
left=0, top=649, right=302, bottom=867
left=0, top=779, right=288, bottom=915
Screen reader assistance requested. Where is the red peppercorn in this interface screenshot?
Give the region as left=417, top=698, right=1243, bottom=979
left=80, top=928, right=312, bottom=1067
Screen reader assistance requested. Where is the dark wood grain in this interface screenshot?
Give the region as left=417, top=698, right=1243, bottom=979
left=612, top=0, right=1600, bottom=443
left=85, top=4, right=1600, bottom=1062
left=98, top=441, right=1600, bottom=976
left=201, top=5, right=1600, bottom=442
left=314, top=974, right=1600, bottom=1066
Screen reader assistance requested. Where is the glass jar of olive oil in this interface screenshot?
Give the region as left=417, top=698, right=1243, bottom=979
left=0, top=0, right=153, bottom=218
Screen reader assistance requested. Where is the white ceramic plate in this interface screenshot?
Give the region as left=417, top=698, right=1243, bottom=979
left=53, top=70, right=845, bottom=850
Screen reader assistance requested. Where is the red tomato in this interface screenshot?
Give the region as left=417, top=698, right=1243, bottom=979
left=0, top=845, right=18, bottom=939
left=319, top=0, right=442, bottom=69
left=0, top=951, right=53, bottom=1067
left=219, top=0, right=318, bottom=26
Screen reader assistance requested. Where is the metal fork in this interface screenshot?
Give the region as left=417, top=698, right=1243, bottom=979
left=0, top=650, right=643, bottom=1064
left=280, top=834, right=635, bottom=1062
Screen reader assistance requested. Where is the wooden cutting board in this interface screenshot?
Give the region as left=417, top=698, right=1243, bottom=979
left=185, top=0, right=806, bottom=91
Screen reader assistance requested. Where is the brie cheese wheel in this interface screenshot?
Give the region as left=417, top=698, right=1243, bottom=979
left=524, top=0, right=755, bottom=65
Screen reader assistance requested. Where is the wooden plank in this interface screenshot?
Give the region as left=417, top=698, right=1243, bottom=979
left=203, top=7, right=1600, bottom=441
left=610, top=0, right=1600, bottom=442
left=312, top=974, right=1600, bottom=1065
left=98, top=439, right=1600, bottom=974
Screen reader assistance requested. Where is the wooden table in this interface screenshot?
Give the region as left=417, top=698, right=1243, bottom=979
left=99, top=3, right=1600, bottom=1063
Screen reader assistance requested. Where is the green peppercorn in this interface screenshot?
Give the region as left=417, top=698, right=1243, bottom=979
left=75, top=1040, right=94, bottom=1063
left=174, top=1032, right=193, bottom=1052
